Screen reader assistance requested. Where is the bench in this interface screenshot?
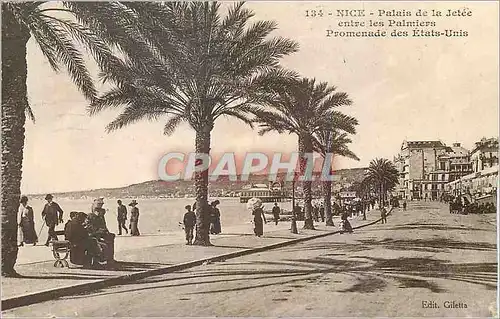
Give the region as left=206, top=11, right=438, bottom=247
left=50, top=230, right=70, bottom=268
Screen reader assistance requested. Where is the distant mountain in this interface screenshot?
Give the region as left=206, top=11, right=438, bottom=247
left=29, top=168, right=367, bottom=199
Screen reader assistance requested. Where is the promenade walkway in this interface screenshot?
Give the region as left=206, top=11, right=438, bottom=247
left=3, top=201, right=496, bottom=317
left=2, top=213, right=376, bottom=301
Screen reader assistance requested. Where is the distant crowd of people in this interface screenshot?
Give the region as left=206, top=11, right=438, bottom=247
left=447, top=195, right=496, bottom=215
left=17, top=194, right=143, bottom=268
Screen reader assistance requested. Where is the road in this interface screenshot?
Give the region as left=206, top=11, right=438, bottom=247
left=3, top=201, right=497, bottom=317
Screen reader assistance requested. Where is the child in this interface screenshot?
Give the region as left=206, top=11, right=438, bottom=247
left=183, top=205, right=196, bottom=245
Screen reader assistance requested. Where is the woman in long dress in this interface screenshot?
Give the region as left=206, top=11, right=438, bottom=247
left=252, top=205, right=267, bottom=237
left=18, top=196, right=38, bottom=246
left=129, top=200, right=140, bottom=236
left=210, top=200, right=221, bottom=234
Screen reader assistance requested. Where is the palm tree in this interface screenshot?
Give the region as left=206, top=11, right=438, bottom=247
left=1, top=2, right=154, bottom=277
left=364, top=158, right=399, bottom=207
left=252, top=78, right=357, bottom=229
left=90, top=2, right=299, bottom=246
left=314, top=131, right=359, bottom=226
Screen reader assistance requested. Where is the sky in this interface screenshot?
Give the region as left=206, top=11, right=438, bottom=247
left=21, top=1, right=499, bottom=194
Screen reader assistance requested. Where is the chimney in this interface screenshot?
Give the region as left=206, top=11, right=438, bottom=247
left=453, top=143, right=461, bottom=147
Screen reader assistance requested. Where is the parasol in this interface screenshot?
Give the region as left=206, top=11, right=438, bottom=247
left=246, top=197, right=263, bottom=210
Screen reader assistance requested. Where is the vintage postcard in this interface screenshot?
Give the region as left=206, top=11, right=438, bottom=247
left=1, top=1, right=498, bottom=317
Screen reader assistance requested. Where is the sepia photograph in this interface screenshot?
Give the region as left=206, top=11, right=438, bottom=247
left=1, top=1, right=499, bottom=317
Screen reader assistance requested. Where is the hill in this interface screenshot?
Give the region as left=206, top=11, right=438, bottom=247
left=29, top=168, right=367, bottom=200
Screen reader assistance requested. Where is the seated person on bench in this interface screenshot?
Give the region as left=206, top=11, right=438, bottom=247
left=84, top=198, right=116, bottom=263
left=65, top=212, right=101, bottom=266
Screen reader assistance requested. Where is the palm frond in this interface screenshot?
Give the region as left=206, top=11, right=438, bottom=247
left=163, top=115, right=186, bottom=136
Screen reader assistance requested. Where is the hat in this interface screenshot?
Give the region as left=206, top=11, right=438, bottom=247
left=129, top=200, right=138, bottom=206
left=246, top=197, right=263, bottom=210
left=95, top=197, right=104, bottom=204
left=77, top=212, right=88, bottom=220
left=20, top=195, right=28, bottom=203
left=45, top=194, right=53, bottom=200
left=211, top=200, right=220, bottom=206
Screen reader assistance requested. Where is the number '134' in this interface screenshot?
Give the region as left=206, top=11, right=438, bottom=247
left=305, top=10, right=324, bottom=17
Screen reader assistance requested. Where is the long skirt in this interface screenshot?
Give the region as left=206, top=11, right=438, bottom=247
left=130, top=221, right=140, bottom=236
left=254, top=218, right=263, bottom=236
left=210, top=218, right=221, bottom=234
left=17, top=225, right=23, bottom=245
left=20, top=219, right=38, bottom=244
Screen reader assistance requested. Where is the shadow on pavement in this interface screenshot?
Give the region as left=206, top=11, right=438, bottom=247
left=10, top=261, right=171, bottom=282
left=385, top=225, right=493, bottom=232
left=57, top=244, right=496, bottom=300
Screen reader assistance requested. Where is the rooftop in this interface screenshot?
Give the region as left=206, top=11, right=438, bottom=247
left=402, top=140, right=446, bottom=150
left=471, top=137, right=499, bottom=154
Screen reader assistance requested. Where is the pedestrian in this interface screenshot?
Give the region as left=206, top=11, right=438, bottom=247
left=41, top=194, right=64, bottom=246
left=272, top=202, right=280, bottom=225
left=402, top=200, right=407, bottom=211
left=380, top=206, right=387, bottom=224
left=340, top=209, right=353, bottom=233
left=293, top=205, right=301, bottom=220
left=64, top=211, right=78, bottom=235
left=183, top=205, right=196, bottom=245
left=65, top=211, right=96, bottom=266
left=252, top=203, right=267, bottom=237
left=313, top=204, right=320, bottom=222
left=129, top=200, right=140, bottom=236
left=18, top=195, right=38, bottom=246
left=319, top=204, right=325, bottom=222
left=209, top=200, right=221, bottom=234
left=85, top=197, right=116, bottom=263
left=90, top=196, right=104, bottom=215
left=116, top=199, right=128, bottom=235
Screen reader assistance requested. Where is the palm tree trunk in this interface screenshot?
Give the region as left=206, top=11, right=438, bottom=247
left=379, top=184, right=383, bottom=207
left=192, top=124, right=212, bottom=246
left=299, top=135, right=315, bottom=230
left=323, top=180, right=334, bottom=226
left=1, top=7, right=30, bottom=277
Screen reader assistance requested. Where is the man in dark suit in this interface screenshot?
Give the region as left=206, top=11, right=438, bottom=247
left=41, top=194, right=64, bottom=246
left=116, top=199, right=128, bottom=235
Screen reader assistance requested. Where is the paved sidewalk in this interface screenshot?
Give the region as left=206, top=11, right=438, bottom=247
left=2, top=213, right=378, bottom=301
left=4, top=201, right=495, bottom=317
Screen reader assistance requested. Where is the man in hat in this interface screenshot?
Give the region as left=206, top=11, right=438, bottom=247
left=41, top=194, right=64, bottom=246
left=183, top=205, right=196, bottom=245
left=380, top=205, right=387, bottom=224
left=116, top=200, right=128, bottom=235
left=272, top=203, right=281, bottom=225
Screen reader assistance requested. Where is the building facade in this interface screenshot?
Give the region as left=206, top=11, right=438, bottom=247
left=470, top=137, right=499, bottom=172
left=395, top=140, right=472, bottom=200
